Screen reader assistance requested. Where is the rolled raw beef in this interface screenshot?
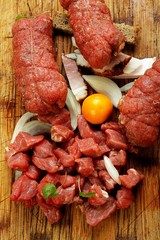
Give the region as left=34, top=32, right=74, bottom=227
left=119, top=60, right=160, bottom=147
left=60, top=0, right=125, bottom=69
left=12, top=13, right=67, bottom=114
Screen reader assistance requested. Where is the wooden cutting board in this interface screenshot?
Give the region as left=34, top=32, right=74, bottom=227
left=0, top=0, right=159, bottom=239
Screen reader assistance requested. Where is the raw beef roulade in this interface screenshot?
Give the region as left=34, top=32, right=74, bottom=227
left=60, top=0, right=125, bottom=69
left=12, top=13, right=67, bottom=114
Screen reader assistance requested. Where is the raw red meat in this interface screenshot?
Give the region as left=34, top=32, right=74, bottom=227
left=93, top=159, right=106, bottom=171
left=25, top=196, right=37, bottom=208
left=75, top=157, right=94, bottom=177
left=51, top=124, right=74, bottom=142
left=51, top=184, right=76, bottom=206
left=32, top=155, right=60, bottom=173
left=12, top=13, right=67, bottom=114
left=6, top=152, right=30, bottom=171
left=104, top=129, right=128, bottom=150
left=88, top=174, right=106, bottom=190
left=67, top=139, right=82, bottom=159
left=60, top=0, right=125, bottom=69
left=77, top=115, right=109, bottom=148
left=88, top=184, right=108, bottom=206
left=54, top=148, right=75, bottom=167
left=23, top=164, right=41, bottom=180
left=119, top=168, right=144, bottom=189
left=11, top=175, right=38, bottom=201
left=38, top=108, right=72, bottom=129
left=33, top=139, right=55, bottom=158
left=80, top=197, right=117, bottom=227
left=99, top=170, right=117, bottom=191
left=75, top=137, right=107, bottom=158
left=119, top=60, right=160, bottom=147
left=109, top=150, right=127, bottom=166
left=7, top=115, right=144, bottom=226
left=9, top=132, right=44, bottom=153
left=36, top=193, right=62, bottom=224
left=60, top=175, right=76, bottom=188
left=116, top=187, right=133, bottom=208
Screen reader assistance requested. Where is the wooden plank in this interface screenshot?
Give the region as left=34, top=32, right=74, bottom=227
left=0, top=0, right=159, bottom=240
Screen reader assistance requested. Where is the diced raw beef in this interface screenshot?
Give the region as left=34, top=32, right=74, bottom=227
left=93, top=159, right=106, bottom=171
left=51, top=124, right=74, bottom=142
left=60, top=175, right=76, bottom=188
left=88, top=174, right=106, bottom=190
left=32, top=155, right=60, bottom=173
left=23, top=164, right=41, bottom=180
left=109, top=150, right=127, bottom=166
left=88, top=184, right=108, bottom=206
left=36, top=193, right=62, bottom=224
left=105, top=129, right=128, bottom=150
left=54, top=148, right=75, bottom=167
left=51, top=184, right=76, bottom=206
left=119, top=168, right=144, bottom=189
left=25, top=196, right=37, bottom=208
left=9, top=132, right=44, bottom=153
left=99, top=170, right=117, bottom=191
left=75, top=157, right=94, bottom=177
left=75, top=137, right=107, bottom=158
left=11, top=175, right=38, bottom=201
left=80, top=197, right=117, bottom=226
left=38, top=108, right=72, bottom=129
left=77, top=115, right=107, bottom=144
left=67, top=138, right=82, bottom=159
left=6, top=152, right=30, bottom=171
left=38, top=173, right=61, bottom=190
left=101, top=121, right=125, bottom=132
left=116, top=187, right=133, bottom=208
left=33, top=139, right=55, bottom=158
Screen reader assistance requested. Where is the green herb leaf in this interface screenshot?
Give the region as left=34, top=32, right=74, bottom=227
left=16, top=14, right=27, bottom=21
left=79, top=192, right=95, bottom=198
left=42, top=183, right=58, bottom=199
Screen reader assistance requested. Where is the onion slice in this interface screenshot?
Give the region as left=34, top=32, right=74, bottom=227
left=11, top=112, right=37, bottom=143
left=82, top=75, right=122, bottom=108
left=71, top=36, right=78, bottom=48
left=102, top=190, right=109, bottom=198
left=66, top=88, right=81, bottom=130
left=22, top=120, right=51, bottom=135
left=113, top=57, right=156, bottom=79
left=103, top=155, right=121, bottom=185
left=120, top=81, right=134, bottom=92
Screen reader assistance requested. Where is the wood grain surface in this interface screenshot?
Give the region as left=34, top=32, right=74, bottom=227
left=0, top=0, right=159, bottom=239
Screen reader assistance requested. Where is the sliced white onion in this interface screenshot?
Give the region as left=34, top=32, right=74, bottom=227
left=66, top=88, right=81, bottom=130
left=82, top=75, right=122, bottom=108
left=22, top=120, right=52, bottom=135
left=15, top=170, right=22, bottom=180
left=74, top=49, right=81, bottom=54
left=101, top=190, right=109, bottom=198
left=120, top=81, right=134, bottom=92
left=71, top=36, right=78, bottom=48
left=75, top=54, right=90, bottom=67
left=113, top=57, right=156, bottom=79
left=11, top=112, right=37, bottom=143
left=103, top=155, right=121, bottom=185
left=65, top=53, right=77, bottom=60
